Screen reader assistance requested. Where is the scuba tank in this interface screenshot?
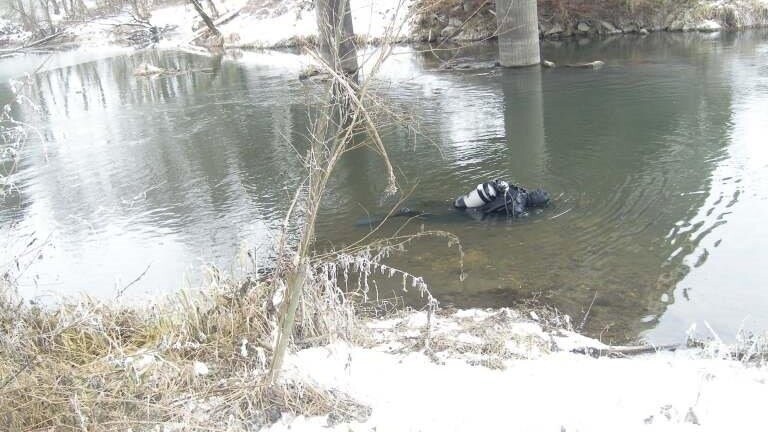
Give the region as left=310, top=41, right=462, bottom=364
left=453, top=180, right=509, bottom=209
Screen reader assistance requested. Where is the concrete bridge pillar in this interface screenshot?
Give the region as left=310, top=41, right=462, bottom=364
left=496, top=0, right=541, bottom=67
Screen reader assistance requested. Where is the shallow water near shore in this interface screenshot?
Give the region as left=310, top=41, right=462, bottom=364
left=2, top=30, right=767, bottom=343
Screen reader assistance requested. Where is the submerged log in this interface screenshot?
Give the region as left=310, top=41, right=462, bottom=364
left=572, top=343, right=680, bottom=358
left=565, top=60, right=605, bottom=69
left=438, top=59, right=499, bottom=71
left=133, top=63, right=214, bottom=77
left=133, top=63, right=167, bottom=76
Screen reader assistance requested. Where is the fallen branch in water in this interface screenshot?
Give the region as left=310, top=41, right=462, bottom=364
left=572, top=343, right=680, bottom=358
left=115, top=263, right=152, bottom=299
left=577, top=291, right=598, bottom=332
left=133, top=62, right=214, bottom=77
left=187, top=8, right=241, bottom=44
left=0, top=30, right=67, bottom=55
left=565, top=60, right=605, bottom=69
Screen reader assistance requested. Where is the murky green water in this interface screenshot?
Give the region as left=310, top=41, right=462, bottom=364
left=2, top=31, right=767, bottom=343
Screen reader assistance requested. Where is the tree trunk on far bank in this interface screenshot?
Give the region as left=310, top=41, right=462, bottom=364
left=206, top=0, right=219, bottom=19
left=315, top=0, right=358, bottom=74
left=190, top=0, right=222, bottom=45
left=74, top=0, right=88, bottom=18
left=496, top=0, right=540, bottom=67
left=38, top=0, right=54, bottom=34
left=60, top=0, right=69, bottom=18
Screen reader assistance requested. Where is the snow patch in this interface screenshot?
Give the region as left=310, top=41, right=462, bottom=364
left=193, top=361, right=209, bottom=376
left=697, top=19, right=722, bottom=32
left=267, top=308, right=768, bottom=431
left=279, top=341, right=768, bottom=431
left=280, top=345, right=768, bottom=432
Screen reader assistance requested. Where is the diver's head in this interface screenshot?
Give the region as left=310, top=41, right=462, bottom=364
left=526, top=188, right=551, bottom=207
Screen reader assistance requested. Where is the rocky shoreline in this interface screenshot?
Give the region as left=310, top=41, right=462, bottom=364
left=414, top=0, right=768, bottom=43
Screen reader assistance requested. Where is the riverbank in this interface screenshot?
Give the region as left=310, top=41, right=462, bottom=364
left=417, top=0, right=768, bottom=43
left=3, top=0, right=768, bottom=53
left=1, top=281, right=766, bottom=430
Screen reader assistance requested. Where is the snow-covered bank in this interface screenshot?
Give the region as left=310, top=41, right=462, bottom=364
left=6, top=0, right=768, bottom=53
left=224, top=0, right=414, bottom=48
left=271, top=309, right=768, bottom=431
left=0, top=17, right=31, bottom=46
left=59, top=0, right=415, bottom=51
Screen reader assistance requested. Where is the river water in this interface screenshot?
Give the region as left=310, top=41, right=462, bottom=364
left=1, top=31, right=767, bottom=343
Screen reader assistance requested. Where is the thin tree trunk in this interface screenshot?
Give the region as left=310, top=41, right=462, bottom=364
left=190, top=0, right=222, bottom=44
left=38, top=0, right=54, bottom=34
left=496, top=0, right=540, bottom=67
left=60, top=0, right=69, bottom=18
left=268, top=81, right=353, bottom=385
left=268, top=258, right=309, bottom=384
left=27, top=0, right=39, bottom=31
left=130, top=0, right=141, bottom=17
left=75, top=0, right=87, bottom=17
left=206, top=0, right=219, bottom=19
left=49, top=0, right=60, bottom=15
left=15, top=0, right=35, bottom=32
left=315, top=0, right=358, bottom=74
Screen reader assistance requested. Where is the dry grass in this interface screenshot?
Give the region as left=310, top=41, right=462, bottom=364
left=0, top=272, right=368, bottom=430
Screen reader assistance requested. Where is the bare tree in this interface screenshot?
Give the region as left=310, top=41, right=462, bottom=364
left=205, top=0, right=219, bottom=19
left=37, top=0, right=54, bottom=34
left=73, top=0, right=87, bottom=18
left=268, top=0, right=368, bottom=383
left=315, top=0, right=358, bottom=74
left=189, top=0, right=222, bottom=45
left=14, top=0, right=38, bottom=32
left=59, top=0, right=69, bottom=18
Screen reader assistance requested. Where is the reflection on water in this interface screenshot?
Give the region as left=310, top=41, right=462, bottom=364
left=1, top=31, right=767, bottom=342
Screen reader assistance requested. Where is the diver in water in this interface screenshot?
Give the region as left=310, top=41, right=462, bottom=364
left=453, top=179, right=551, bottom=218
left=356, top=179, right=551, bottom=226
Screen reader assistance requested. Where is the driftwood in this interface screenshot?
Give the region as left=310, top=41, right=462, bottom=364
left=0, top=30, right=67, bottom=55
left=572, top=343, right=680, bottom=358
left=133, top=62, right=214, bottom=77
left=565, top=60, right=605, bottom=69
left=134, top=62, right=170, bottom=76
left=541, top=59, right=556, bottom=68
left=437, top=59, right=499, bottom=71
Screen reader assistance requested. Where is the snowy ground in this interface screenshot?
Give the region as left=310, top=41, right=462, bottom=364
left=0, top=17, right=31, bottom=45
left=59, top=0, right=414, bottom=50
left=269, top=309, right=768, bottom=432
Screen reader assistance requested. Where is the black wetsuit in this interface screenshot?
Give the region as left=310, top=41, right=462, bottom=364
left=471, top=185, right=550, bottom=218
left=355, top=182, right=550, bottom=227
left=454, top=180, right=550, bottom=217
